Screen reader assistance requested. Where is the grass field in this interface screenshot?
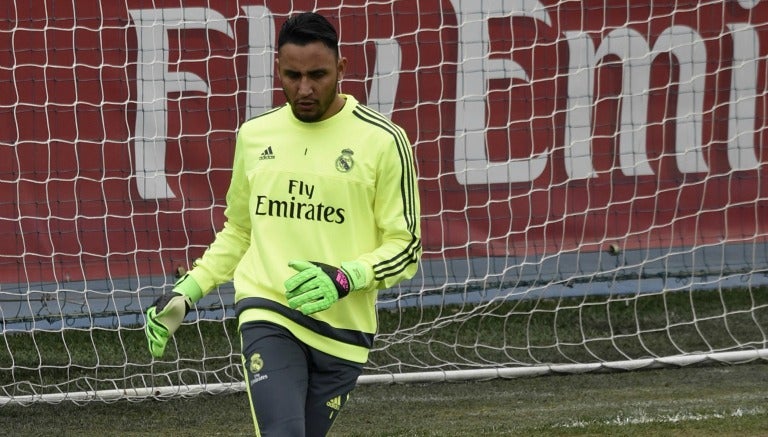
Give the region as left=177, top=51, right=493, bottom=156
left=3, top=362, right=767, bottom=436
left=2, top=287, right=767, bottom=435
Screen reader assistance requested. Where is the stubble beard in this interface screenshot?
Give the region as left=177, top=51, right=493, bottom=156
left=285, top=88, right=337, bottom=123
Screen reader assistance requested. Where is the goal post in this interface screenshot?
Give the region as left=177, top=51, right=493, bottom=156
left=2, top=0, right=768, bottom=405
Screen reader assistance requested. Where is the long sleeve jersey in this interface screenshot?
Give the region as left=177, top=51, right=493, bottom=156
left=187, top=94, right=422, bottom=363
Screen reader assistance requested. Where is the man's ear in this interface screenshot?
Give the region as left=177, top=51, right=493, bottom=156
left=275, top=58, right=282, bottom=83
left=336, top=56, right=348, bottom=82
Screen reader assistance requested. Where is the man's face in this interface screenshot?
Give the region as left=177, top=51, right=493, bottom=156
left=276, top=41, right=347, bottom=122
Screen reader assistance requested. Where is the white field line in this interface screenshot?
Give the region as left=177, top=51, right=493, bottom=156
left=557, top=406, right=766, bottom=428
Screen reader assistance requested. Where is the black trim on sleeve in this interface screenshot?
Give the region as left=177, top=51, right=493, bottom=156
left=352, top=105, right=422, bottom=281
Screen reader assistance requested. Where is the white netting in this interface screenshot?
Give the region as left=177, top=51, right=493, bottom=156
left=1, top=0, right=768, bottom=404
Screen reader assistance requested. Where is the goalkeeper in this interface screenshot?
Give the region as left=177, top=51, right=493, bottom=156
left=144, top=11, right=421, bottom=437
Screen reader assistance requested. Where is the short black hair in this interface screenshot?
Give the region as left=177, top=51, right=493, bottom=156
left=277, top=12, right=339, bottom=56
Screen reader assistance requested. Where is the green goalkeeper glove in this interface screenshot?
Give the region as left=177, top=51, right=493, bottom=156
left=284, top=260, right=367, bottom=315
left=145, top=274, right=202, bottom=358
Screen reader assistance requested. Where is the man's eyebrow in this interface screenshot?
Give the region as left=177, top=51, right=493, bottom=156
left=282, top=67, right=329, bottom=75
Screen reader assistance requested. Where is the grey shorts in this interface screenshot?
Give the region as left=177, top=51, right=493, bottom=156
left=240, top=321, right=364, bottom=436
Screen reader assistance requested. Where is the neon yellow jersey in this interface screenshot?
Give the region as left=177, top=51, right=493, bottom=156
left=187, top=94, right=421, bottom=363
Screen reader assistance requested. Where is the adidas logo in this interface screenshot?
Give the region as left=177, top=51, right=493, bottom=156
left=325, top=395, right=341, bottom=411
left=259, top=146, right=275, bottom=160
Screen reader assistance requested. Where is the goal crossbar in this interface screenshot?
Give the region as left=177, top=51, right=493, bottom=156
left=2, top=349, right=766, bottom=407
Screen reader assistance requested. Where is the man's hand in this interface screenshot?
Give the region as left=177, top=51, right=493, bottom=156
left=145, top=273, right=203, bottom=358
left=284, top=260, right=365, bottom=315
left=145, top=291, right=192, bottom=358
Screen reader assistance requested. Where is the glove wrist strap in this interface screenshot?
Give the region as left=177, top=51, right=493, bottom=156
left=340, top=261, right=368, bottom=292
left=173, top=273, right=204, bottom=303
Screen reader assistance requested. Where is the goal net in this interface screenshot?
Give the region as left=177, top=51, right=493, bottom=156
left=2, top=0, right=768, bottom=404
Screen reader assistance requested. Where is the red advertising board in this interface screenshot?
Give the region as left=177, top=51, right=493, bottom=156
left=1, top=1, right=767, bottom=284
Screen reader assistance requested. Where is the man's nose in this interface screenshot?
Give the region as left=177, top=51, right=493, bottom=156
left=298, top=77, right=313, bottom=96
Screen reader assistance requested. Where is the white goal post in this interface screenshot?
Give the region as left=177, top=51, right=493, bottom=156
left=2, top=0, right=768, bottom=405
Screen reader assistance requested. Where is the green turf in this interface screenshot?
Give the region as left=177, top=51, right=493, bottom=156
left=3, top=363, right=766, bottom=436
left=1, top=287, right=767, bottom=435
left=1, top=287, right=767, bottom=396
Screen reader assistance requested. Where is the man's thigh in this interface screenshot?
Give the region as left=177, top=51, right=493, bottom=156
left=304, top=343, right=363, bottom=436
left=241, top=322, right=309, bottom=436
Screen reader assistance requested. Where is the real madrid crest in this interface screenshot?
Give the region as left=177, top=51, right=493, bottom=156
left=335, top=148, right=354, bottom=173
left=249, top=352, right=264, bottom=373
